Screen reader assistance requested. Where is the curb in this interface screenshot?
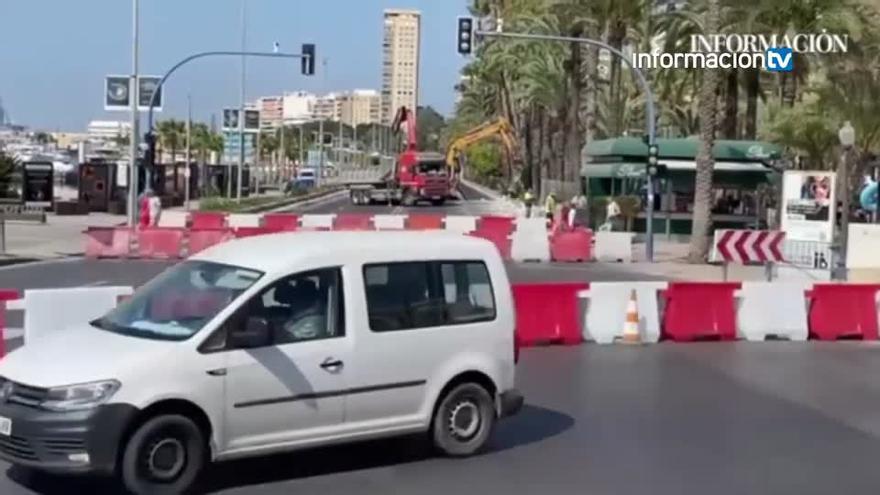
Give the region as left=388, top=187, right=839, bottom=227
left=242, top=187, right=345, bottom=214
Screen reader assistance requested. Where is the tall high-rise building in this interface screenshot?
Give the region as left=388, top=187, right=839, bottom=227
left=381, top=9, right=421, bottom=125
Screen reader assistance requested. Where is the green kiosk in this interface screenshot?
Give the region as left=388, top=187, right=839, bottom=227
left=582, top=137, right=784, bottom=236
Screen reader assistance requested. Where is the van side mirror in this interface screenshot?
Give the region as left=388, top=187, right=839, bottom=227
left=229, top=317, right=271, bottom=349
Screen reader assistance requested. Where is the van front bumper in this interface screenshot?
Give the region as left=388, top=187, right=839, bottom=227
left=0, top=402, right=138, bottom=475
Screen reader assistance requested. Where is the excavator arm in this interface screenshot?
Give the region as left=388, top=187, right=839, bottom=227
left=445, top=118, right=521, bottom=181
left=391, top=106, right=418, bottom=152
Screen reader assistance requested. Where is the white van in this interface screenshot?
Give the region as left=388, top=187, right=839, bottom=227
left=0, top=232, right=522, bottom=494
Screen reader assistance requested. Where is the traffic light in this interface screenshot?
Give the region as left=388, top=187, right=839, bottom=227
left=144, top=132, right=157, bottom=169
left=301, top=43, right=316, bottom=76
left=647, top=143, right=666, bottom=176
left=457, top=17, right=475, bottom=55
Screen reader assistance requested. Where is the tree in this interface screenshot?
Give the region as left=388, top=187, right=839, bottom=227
left=0, top=151, right=17, bottom=198
left=688, top=0, right=722, bottom=263
left=259, top=133, right=279, bottom=162
left=156, top=119, right=185, bottom=163
left=417, top=106, right=446, bottom=151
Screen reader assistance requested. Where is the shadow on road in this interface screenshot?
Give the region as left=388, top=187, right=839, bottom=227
left=4, top=404, right=573, bottom=494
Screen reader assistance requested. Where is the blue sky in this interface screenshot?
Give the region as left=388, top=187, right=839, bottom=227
left=0, top=0, right=470, bottom=131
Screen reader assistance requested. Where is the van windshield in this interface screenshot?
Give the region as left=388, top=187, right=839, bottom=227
left=91, top=261, right=263, bottom=341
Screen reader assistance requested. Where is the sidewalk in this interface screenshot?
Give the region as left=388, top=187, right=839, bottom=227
left=1, top=213, right=123, bottom=261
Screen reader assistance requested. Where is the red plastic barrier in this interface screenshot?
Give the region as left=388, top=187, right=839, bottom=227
left=661, top=282, right=741, bottom=342
left=191, top=212, right=227, bottom=230
left=263, top=213, right=300, bottom=232
left=84, top=227, right=132, bottom=258
left=233, top=227, right=274, bottom=238
left=334, top=214, right=375, bottom=231
left=136, top=228, right=185, bottom=259
left=550, top=228, right=593, bottom=262
left=407, top=214, right=445, bottom=230
left=511, top=283, right=588, bottom=346
left=187, top=229, right=233, bottom=256
left=477, top=215, right=515, bottom=236
left=808, top=284, right=880, bottom=340
left=469, top=231, right=512, bottom=260
left=0, top=290, right=20, bottom=359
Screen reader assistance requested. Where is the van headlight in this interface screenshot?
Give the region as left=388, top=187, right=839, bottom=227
left=41, top=380, right=121, bottom=412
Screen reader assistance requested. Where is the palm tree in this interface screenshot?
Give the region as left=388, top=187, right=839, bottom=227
left=0, top=151, right=16, bottom=198
left=688, top=0, right=722, bottom=263
left=156, top=119, right=185, bottom=163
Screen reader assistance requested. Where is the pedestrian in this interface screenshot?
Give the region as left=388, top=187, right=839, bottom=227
left=604, top=197, right=621, bottom=231
left=567, top=200, right=577, bottom=229
left=544, top=192, right=557, bottom=223
left=148, top=191, right=163, bottom=227
left=523, top=189, right=535, bottom=218
left=138, top=190, right=151, bottom=229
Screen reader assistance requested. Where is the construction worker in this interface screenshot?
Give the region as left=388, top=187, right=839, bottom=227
left=544, top=192, right=557, bottom=222
left=523, top=189, right=535, bottom=218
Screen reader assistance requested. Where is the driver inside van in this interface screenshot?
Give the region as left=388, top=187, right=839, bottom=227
left=274, top=279, right=327, bottom=342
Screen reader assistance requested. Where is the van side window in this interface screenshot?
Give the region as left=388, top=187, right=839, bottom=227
left=363, top=261, right=495, bottom=332
left=440, top=262, right=496, bottom=324
left=232, top=268, right=345, bottom=347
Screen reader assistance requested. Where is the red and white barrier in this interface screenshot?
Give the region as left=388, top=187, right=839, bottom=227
left=84, top=214, right=592, bottom=264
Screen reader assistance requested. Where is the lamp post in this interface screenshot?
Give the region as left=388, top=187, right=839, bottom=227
left=837, top=121, right=855, bottom=278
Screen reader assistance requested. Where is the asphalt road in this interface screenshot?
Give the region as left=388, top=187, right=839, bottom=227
left=5, top=343, right=880, bottom=494
left=11, top=187, right=875, bottom=494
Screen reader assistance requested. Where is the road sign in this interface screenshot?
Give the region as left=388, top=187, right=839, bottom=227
left=713, top=230, right=785, bottom=264
left=222, top=108, right=259, bottom=132
left=137, top=76, right=162, bottom=111
left=105, top=76, right=131, bottom=110
left=244, top=109, right=260, bottom=131
left=105, top=75, right=163, bottom=111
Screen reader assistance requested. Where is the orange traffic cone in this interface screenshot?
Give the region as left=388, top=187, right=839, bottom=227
left=621, top=289, right=642, bottom=344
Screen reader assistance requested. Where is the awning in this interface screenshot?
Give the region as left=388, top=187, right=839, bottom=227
left=582, top=159, right=773, bottom=178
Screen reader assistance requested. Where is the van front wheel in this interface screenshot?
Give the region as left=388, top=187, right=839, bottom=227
left=431, top=383, right=495, bottom=457
left=120, top=414, right=206, bottom=495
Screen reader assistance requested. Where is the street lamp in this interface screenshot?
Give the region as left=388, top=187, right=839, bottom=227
left=837, top=121, right=855, bottom=278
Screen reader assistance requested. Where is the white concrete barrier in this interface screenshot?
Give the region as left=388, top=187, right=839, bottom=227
left=227, top=213, right=262, bottom=228
left=300, top=214, right=335, bottom=229
left=17, top=286, right=134, bottom=343
left=374, top=214, right=407, bottom=230
left=848, top=224, right=880, bottom=269
left=157, top=210, right=189, bottom=228
left=736, top=282, right=810, bottom=341
left=594, top=232, right=634, bottom=262
left=511, top=218, right=550, bottom=262
left=444, top=216, right=478, bottom=234
left=579, top=282, right=667, bottom=344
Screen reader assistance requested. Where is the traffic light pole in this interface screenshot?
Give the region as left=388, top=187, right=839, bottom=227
left=474, top=30, right=658, bottom=262
left=143, top=50, right=310, bottom=194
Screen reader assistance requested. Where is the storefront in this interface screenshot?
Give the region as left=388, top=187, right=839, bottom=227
left=582, top=137, right=783, bottom=235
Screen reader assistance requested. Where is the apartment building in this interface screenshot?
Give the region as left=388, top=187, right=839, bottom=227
left=381, top=9, right=421, bottom=124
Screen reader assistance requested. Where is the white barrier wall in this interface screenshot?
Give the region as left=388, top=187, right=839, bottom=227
left=594, top=232, right=634, bottom=262
left=227, top=213, right=263, bottom=228
left=18, top=286, right=134, bottom=343
left=157, top=211, right=189, bottom=228
left=444, top=216, right=478, bottom=234
left=511, top=218, right=550, bottom=262
left=847, top=224, right=880, bottom=268
left=373, top=215, right=407, bottom=230
left=579, top=282, right=667, bottom=344
left=736, top=282, right=809, bottom=341
left=301, top=214, right=335, bottom=229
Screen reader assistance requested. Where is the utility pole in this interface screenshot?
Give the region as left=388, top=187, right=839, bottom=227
left=278, top=124, right=285, bottom=186
left=185, top=93, right=192, bottom=210
left=127, top=0, right=140, bottom=226
left=298, top=125, right=304, bottom=166
left=317, top=57, right=328, bottom=186
left=236, top=0, right=247, bottom=201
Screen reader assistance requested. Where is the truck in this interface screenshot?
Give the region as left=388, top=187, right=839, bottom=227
left=342, top=107, right=451, bottom=206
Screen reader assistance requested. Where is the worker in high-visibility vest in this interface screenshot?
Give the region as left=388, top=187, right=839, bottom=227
left=544, top=192, right=557, bottom=222
left=523, top=189, right=535, bottom=218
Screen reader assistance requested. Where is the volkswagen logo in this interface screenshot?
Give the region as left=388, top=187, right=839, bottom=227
left=0, top=381, right=13, bottom=402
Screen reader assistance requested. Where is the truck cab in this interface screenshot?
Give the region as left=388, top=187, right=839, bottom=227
left=395, top=151, right=450, bottom=206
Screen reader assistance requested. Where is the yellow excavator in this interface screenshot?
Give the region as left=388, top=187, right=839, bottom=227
left=445, top=117, right=522, bottom=192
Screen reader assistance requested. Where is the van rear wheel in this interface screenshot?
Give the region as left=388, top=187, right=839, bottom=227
left=120, top=414, right=206, bottom=495
left=431, top=383, right=495, bottom=457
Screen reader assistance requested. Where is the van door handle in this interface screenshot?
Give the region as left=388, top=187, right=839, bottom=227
left=320, top=358, right=343, bottom=370
left=206, top=368, right=227, bottom=376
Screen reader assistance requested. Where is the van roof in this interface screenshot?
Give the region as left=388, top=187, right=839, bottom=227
left=192, top=231, right=498, bottom=274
